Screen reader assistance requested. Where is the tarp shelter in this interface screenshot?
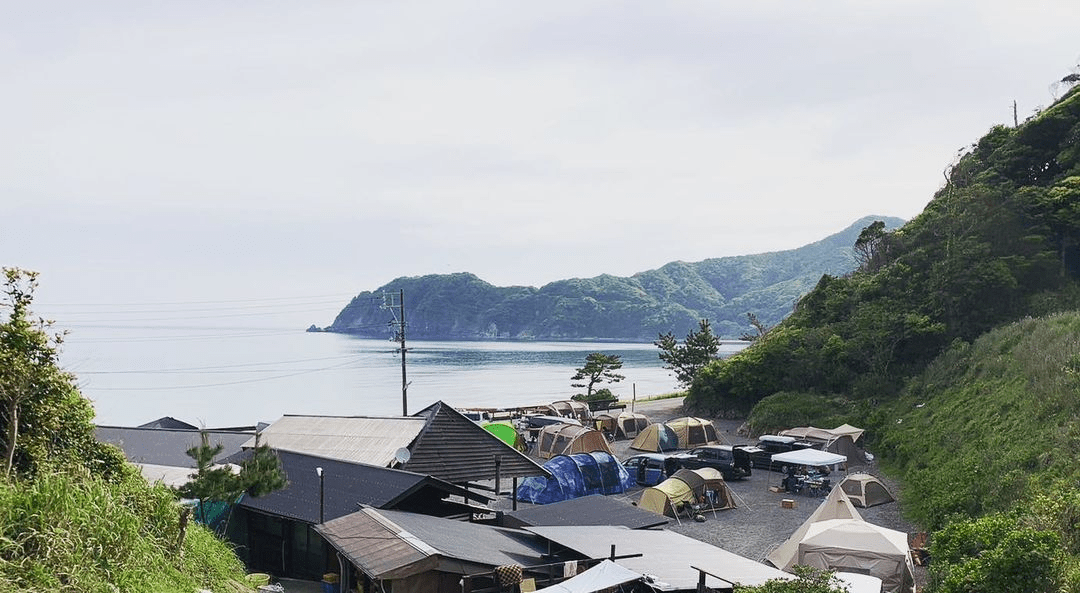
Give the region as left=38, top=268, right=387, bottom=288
left=780, top=424, right=867, bottom=467
left=482, top=421, right=527, bottom=452
left=665, top=416, right=721, bottom=448
left=771, top=448, right=847, bottom=473
left=797, top=519, right=915, bottom=593
left=545, top=400, right=593, bottom=423
left=839, top=473, right=895, bottom=508
left=638, top=467, right=736, bottom=517
left=535, top=424, right=613, bottom=460
left=533, top=560, right=642, bottom=593
left=516, top=452, right=635, bottom=504
left=628, top=422, right=679, bottom=452
left=766, top=486, right=863, bottom=569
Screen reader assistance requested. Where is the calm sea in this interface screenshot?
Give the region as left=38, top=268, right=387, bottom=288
left=58, top=326, right=747, bottom=429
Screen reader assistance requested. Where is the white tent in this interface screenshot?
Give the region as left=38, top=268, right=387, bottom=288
left=798, top=519, right=915, bottom=593
left=771, top=448, right=847, bottom=471
left=766, top=486, right=863, bottom=569
left=533, top=560, right=642, bottom=593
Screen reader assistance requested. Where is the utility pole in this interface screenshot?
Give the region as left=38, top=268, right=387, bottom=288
left=383, top=289, right=409, bottom=416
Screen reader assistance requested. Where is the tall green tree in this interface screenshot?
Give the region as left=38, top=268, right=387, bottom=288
left=0, top=268, right=126, bottom=480
left=571, top=352, right=624, bottom=400
left=655, top=319, right=720, bottom=388
left=177, top=432, right=286, bottom=527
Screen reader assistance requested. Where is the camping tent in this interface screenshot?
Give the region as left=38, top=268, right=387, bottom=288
left=780, top=425, right=867, bottom=467
left=797, top=519, right=915, bottom=593
left=535, top=423, right=613, bottom=460
left=637, top=467, right=736, bottom=517
left=615, top=411, right=649, bottom=440
left=665, top=417, right=720, bottom=448
left=593, top=413, right=618, bottom=437
left=482, top=422, right=528, bottom=452
left=839, top=473, right=895, bottom=508
left=766, top=486, right=863, bottom=569
left=545, top=400, right=593, bottom=423
left=770, top=448, right=847, bottom=473
left=629, top=423, right=679, bottom=452
left=516, top=452, right=635, bottom=504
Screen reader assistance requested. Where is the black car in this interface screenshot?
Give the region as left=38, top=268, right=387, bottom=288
left=671, top=445, right=751, bottom=480
left=745, top=435, right=817, bottom=471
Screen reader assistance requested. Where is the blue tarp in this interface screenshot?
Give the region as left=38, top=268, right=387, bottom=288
left=516, top=452, right=635, bottom=504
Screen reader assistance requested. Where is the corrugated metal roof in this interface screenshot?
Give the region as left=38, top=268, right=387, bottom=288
left=405, top=401, right=549, bottom=483
left=525, top=525, right=791, bottom=590
left=503, top=494, right=669, bottom=530
left=243, top=415, right=427, bottom=466
left=317, top=508, right=548, bottom=580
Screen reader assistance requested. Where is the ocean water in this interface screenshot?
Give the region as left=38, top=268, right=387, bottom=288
left=58, top=326, right=746, bottom=428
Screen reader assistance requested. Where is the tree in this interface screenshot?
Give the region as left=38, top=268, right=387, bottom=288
left=734, top=565, right=848, bottom=593
left=853, top=220, right=889, bottom=272
left=571, top=353, right=624, bottom=400
left=176, top=431, right=286, bottom=531
left=655, top=319, right=720, bottom=388
left=739, top=312, right=770, bottom=342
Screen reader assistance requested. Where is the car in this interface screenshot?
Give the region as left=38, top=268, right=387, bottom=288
left=671, top=445, right=752, bottom=481
left=745, top=435, right=818, bottom=471
left=622, top=453, right=680, bottom=486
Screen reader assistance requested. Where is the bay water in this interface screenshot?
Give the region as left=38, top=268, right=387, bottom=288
left=59, top=325, right=747, bottom=428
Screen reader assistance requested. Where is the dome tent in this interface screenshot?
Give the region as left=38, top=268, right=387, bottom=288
left=535, top=423, right=613, bottom=460
left=637, top=467, right=736, bottom=517
left=629, top=423, right=679, bottom=452
left=839, top=473, right=895, bottom=508
left=664, top=417, right=720, bottom=448
left=515, top=452, right=635, bottom=504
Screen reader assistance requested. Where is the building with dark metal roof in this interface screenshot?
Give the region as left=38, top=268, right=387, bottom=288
left=95, top=425, right=251, bottom=468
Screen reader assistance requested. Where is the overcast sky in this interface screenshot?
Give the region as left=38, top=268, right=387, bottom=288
left=3, top=1, right=1078, bottom=329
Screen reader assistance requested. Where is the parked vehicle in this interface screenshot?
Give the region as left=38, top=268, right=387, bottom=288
left=622, top=453, right=680, bottom=486
left=671, top=445, right=751, bottom=481
left=745, top=435, right=817, bottom=471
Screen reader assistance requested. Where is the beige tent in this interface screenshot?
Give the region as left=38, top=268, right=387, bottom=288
left=637, top=467, right=735, bottom=517
left=797, top=519, right=915, bottom=593
left=780, top=425, right=867, bottom=467
left=629, top=423, right=679, bottom=452
left=535, top=423, right=613, bottom=460
left=839, top=473, right=895, bottom=508
left=593, top=412, right=618, bottom=436
left=665, top=417, right=720, bottom=448
left=545, top=400, right=593, bottom=423
left=766, top=486, right=863, bottom=569
left=615, top=411, right=650, bottom=440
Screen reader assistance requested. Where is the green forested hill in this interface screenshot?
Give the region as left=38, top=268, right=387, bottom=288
left=689, top=81, right=1080, bottom=592
left=323, top=215, right=903, bottom=341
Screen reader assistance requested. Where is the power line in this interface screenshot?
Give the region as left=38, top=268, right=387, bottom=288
left=81, top=358, right=362, bottom=391
left=75, top=354, right=360, bottom=374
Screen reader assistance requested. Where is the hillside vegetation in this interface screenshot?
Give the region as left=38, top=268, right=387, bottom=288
left=0, top=269, right=252, bottom=592
left=705, top=82, right=1080, bottom=591
left=324, top=215, right=903, bottom=341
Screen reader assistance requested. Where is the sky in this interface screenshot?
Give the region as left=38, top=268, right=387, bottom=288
left=3, top=1, right=1079, bottom=330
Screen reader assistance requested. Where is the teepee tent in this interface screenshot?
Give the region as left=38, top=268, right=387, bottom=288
left=766, top=485, right=863, bottom=570
left=664, top=417, right=720, bottom=448
left=839, top=473, right=895, bottom=508
left=629, top=423, right=679, bottom=452
left=797, top=519, right=915, bottom=593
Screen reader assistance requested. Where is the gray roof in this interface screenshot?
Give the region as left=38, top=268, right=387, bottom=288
left=502, top=494, right=669, bottom=530
left=96, top=426, right=251, bottom=468
left=406, top=401, right=549, bottom=483
left=316, top=507, right=549, bottom=580
left=525, top=525, right=791, bottom=590
left=242, top=415, right=427, bottom=466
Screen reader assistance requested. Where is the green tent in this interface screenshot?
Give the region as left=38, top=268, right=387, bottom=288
left=482, top=422, right=528, bottom=452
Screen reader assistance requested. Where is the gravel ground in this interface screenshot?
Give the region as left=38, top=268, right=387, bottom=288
left=515, top=396, right=928, bottom=586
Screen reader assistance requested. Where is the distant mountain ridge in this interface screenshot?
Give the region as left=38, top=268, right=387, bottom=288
left=322, top=215, right=905, bottom=341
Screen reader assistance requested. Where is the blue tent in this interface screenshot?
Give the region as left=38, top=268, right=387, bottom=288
left=516, top=452, right=635, bottom=504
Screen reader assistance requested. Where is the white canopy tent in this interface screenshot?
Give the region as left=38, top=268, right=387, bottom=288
left=533, top=560, right=642, bottom=593
left=770, top=448, right=847, bottom=471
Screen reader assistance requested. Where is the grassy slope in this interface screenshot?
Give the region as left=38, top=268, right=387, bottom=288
left=877, top=312, right=1080, bottom=530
